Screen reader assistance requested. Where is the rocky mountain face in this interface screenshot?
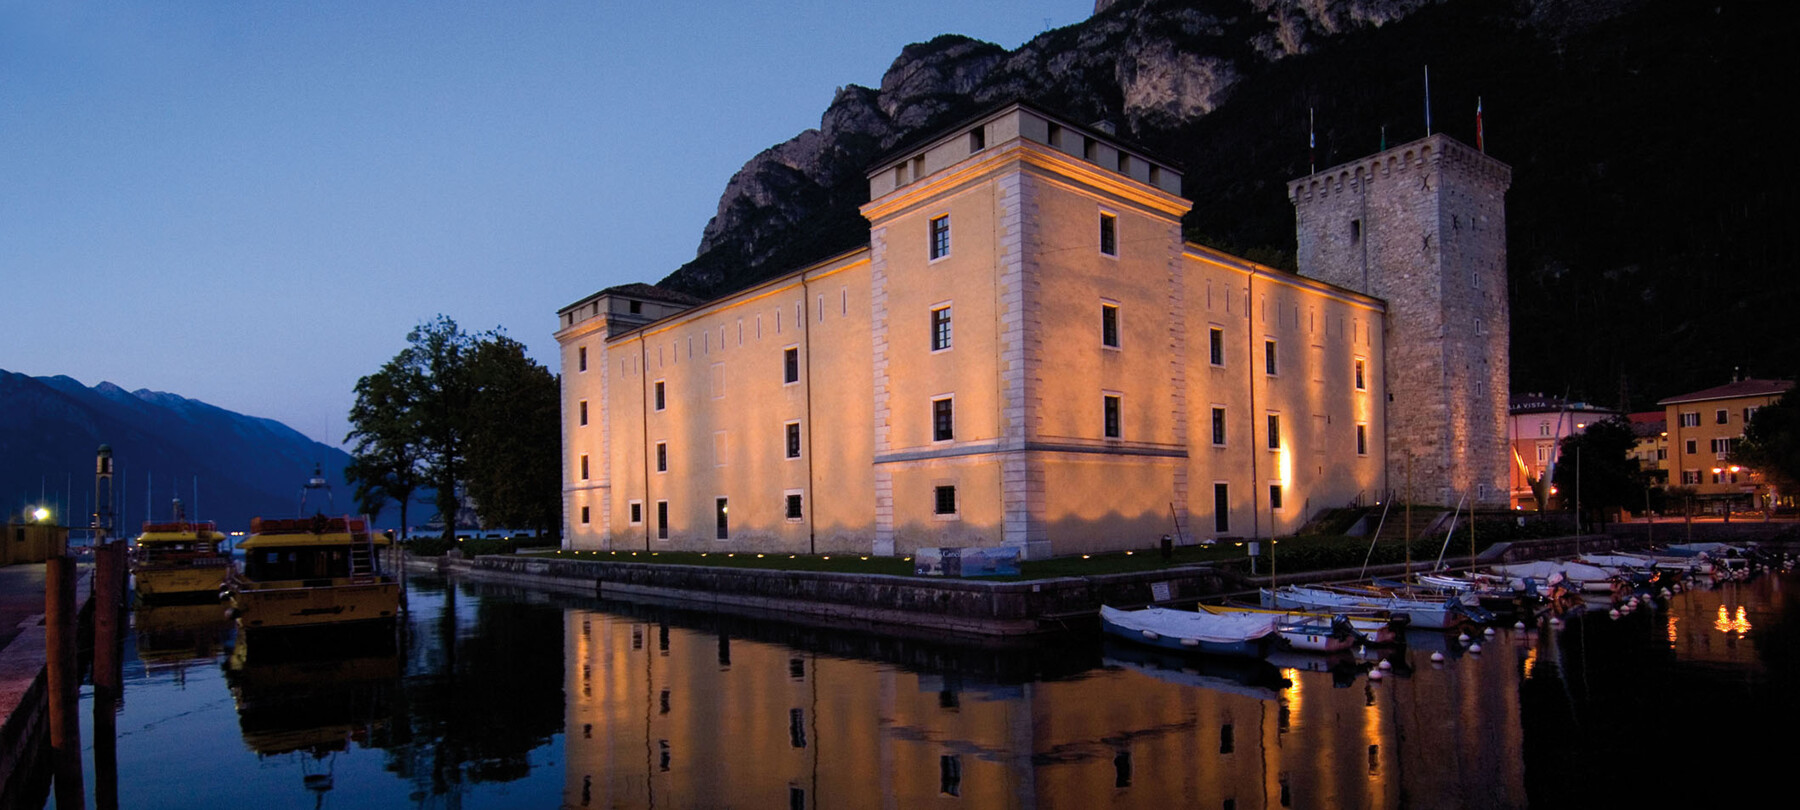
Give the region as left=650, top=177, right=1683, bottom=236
left=660, top=0, right=1796, bottom=409
left=0, top=369, right=354, bottom=532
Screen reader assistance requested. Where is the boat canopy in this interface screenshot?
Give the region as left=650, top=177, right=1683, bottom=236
left=240, top=515, right=388, bottom=550
left=238, top=531, right=390, bottom=550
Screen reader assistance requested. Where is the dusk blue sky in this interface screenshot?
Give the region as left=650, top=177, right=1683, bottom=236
left=3, top=1, right=1088, bottom=447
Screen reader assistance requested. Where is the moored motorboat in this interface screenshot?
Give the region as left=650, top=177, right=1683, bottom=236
left=132, top=508, right=234, bottom=602
left=1262, top=585, right=1492, bottom=629
left=1100, top=605, right=1281, bottom=658
left=1198, top=602, right=1396, bottom=649
left=223, top=514, right=401, bottom=631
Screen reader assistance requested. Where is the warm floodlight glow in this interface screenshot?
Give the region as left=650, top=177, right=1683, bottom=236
left=31, top=507, right=50, bottom=522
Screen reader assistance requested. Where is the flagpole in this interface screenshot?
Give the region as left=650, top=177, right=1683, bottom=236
left=1423, top=65, right=1432, bottom=135
left=1309, top=107, right=1316, bottom=174
left=1476, top=96, right=1485, bottom=153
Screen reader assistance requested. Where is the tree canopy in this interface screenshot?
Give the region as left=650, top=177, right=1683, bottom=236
left=1551, top=415, right=1643, bottom=528
left=1735, top=388, right=1800, bottom=494
left=347, top=316, right=559, bottom=541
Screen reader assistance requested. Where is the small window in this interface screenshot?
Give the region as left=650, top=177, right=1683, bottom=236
left=578, top=346, right=587, bottom=372
left=1083, top=137, right=1098, bottom=162
left=580, top=505, right=590, bottom=525
left=783, top=347, right=799, bottom=384
left=654, top=380, right=666, bottom=411
left=656, top=442, right=668, bottom=473
left=715, top=498, right=729, bottom=540
left=656, top=501, right=668, bottom=540
left=1745, top=406, right=1761, bottom=423
left=579, top=454, right=589, bottom=481
left=1047, top=123, right=1063, bottom=149
left=578, top=399, right=589, bottom=426
left=1210, top=328, right=1225, bottom=366
left=785, top=493, right=804, bottom=521
left=929, top=215, right=951, bottom=260
left=1350, top=219, right=1362, bottom=244
left=1214, top=483, right=1229, bottom=533
left=1099, top=213, right=1117, bottom=256
left=1101, top=303, right=1119, bottom=348
left=785, top=421, right=802, bottom=459
left=629, top=501, right=643, bottom=525
left=1212, top=407, right=1227, bottom=446
left=1116, top=152, right=1130, bottom=174
left=934, top=485, right=957, bottom=516
left=933, top=398, right=954, bottom=442
left=1679, top=411, right=1700, bottom=428
left=931, top=306, right=952, bottom=351
left=1685, top=439, right=1697, bottom=455
left=1269, top=485, right=1284, bottom=510
left=1265, top=340, right=1278, bottom=375
left=1715, top=409, right=1729, bottom=425
left=1354, top=358, right=1367, bottom=390
left=1103, top=395, right=1121, bottom=439
left=1356, top=423, right=1368, bottom=456
left=912, top=155, right=925, bottom=182
left=1267, top=414, right=1281, bottom=450
left=628, top=299, right=642, bottom=315
left=968, top=127, right=985, bottom=152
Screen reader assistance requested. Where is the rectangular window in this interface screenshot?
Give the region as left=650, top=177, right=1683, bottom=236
left=1356, top=423, right=1368, bottom=455
left=931, top=306, right=952, bottom=351
left=968, top=127, right=985, bottom=152
left=1269, top=484, right=1284, bottom=510
left=933, top=397, right=954, bottom=442
left=1685, top=439, right=1697, bottom=455
left=783, top=347, right=799, bottom=384
left=1681, top=470, right=1700, bottom=485
left=715, top=498, right=729, bottom=540
left=1103, top=394, right=1121, bottom=439
left=580, top=505, right=590, bottom=524
left=1099, top=213, right=1117, bottom=256
left=1711, top=437, right=1735, bottom=455
left=1715, top=409, right=1729, bottom=425
left=785, top=421, right=802, bottom=459
left=1657, top=448, right=1667, bottom=461
left=1212, top=407, right=1227, bottom=446
left=656, top=501, right=668, bottom=540
left=934, top=485, right=957, bottom=516
left=1210, top=328, right=1225, bottom=366
left=579, top=454, right=589, bottom=480
left=656, top=442, right=668, bottom=473
left=579, top=399, right=588, bottom=426
left=654, top=380, right=666, bottom=411
left=1047, top=123, right=1063, bottom=149
left=785, top=492, right=804, bottom=521
left=1679, top=411, right=1700, bottom=428
left=1350, top=219, right=1362, bottom=244
left=1214, top=483, right=1229, bottom=533
left=1267, top=413, right=1281, bottom=450
left=1539, top=422, right=1552, bottom=437
left=929, top=215, right=951, bottom=260
left=1745, top=406, right=1761, bottom=423
left=578, top=346, right=587, bottom=372
left=1265, top=340, right=1278, bottom=375
left=1354, top=358, right=1367, bottom=390
left=629, top=501, right=643, bottom=525
left=1101, top=303, right=1119, bottom=348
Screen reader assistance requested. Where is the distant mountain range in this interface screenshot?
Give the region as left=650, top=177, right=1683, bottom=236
left=0, top=369, right=357, bottom=533
left=657, top=0, right=1798, bottom=408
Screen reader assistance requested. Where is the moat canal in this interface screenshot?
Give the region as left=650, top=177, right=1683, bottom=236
left=42, top=570, right=1796, bottom=809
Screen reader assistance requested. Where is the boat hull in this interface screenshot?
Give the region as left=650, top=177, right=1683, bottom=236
left=134, top=563, right=233, bottom=600
left=1264, top=588, right=1466, bottom=630
left=1099, top=606, right=1278, bottom=658
left=228, top=579, right=402, bottom=630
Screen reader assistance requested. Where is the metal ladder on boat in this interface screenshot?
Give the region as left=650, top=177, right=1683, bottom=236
left=349, top=530, right=378, bottom=583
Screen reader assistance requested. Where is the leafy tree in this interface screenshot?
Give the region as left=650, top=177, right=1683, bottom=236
left=345, top=357, right=426, bottom=537
left=1734, top=387, right=1800, bottom=505
left=1551, top=415, right=1642, bottom=530
left=463, top=334, right=559, bottom=536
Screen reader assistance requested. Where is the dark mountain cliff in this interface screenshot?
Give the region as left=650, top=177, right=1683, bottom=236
left=1, top=369, right=354, bottom=532
left=657, top=0, right=1797, bottom=408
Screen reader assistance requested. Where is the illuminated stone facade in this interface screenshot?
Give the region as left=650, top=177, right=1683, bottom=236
left=558, top=103, right=1509, bottom=557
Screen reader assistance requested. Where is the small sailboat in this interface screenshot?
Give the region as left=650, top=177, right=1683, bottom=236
left=1197, top=603, right=1396, bottom=650
left=1100, top=605, right=1281, bottom=657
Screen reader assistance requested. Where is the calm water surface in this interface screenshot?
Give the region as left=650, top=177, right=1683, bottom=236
left=49, top=571, right=1797, bottom=809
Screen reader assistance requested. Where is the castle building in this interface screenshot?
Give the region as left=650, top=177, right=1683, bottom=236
left=556, top=101, right=1511, bottom=558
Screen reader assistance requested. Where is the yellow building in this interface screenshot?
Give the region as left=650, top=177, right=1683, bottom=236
left=557, top=102, right=1510, bottom=557
left=1660, top=376, right=1792, bottom=509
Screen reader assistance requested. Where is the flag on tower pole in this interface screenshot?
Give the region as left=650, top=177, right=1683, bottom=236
left=1476, top=96, right=1485, bottom=153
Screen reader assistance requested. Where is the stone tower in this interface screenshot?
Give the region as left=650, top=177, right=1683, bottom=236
left=1289, top=134, right=1511, bottom=507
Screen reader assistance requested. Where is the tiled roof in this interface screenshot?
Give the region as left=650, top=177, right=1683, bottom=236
left=1656, top=379, right=1793, bottom=406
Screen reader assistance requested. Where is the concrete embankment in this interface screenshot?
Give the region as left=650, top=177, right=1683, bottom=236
left=0, top=563, right=92, bottom=809
left=404, top=532, right=1657, bottom=640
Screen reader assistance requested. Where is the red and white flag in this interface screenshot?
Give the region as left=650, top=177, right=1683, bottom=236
left=1476, top=97, right=1485, bottom=153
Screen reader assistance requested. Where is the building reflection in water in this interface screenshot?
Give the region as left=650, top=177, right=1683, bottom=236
left=563, top=611, right=1527, bottom=809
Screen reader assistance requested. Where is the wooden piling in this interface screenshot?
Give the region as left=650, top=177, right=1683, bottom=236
left=45, top=555, right=84, bottom=810
left=93, top=542, right=124, bottom=810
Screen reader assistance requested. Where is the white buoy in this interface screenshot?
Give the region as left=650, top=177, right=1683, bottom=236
left=1470, top=643, right=1482, bottom=653
left=1458, top=632, right=1471, bottom=644
left=1430, top=651, right=1446, bottom=663
left=1550, top=617, right=1562, bottom=627
left=1378, top=659, right=1392, bottom=671
left=1609, top=609, right=1621, bottom=620
left=1370, top=669, right=1384, bottom=681
left=1514, top=621, right=1527, bottom=630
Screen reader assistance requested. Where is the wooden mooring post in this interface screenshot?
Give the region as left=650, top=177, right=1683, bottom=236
left=93, top=541, right=125, bottom=810
left=44, top=555, right=84, bottom=810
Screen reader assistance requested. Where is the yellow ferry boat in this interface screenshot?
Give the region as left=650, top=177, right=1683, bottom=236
left=224, top=514, right=401, bottom=630
left=132, top=518, right=234, bottom=602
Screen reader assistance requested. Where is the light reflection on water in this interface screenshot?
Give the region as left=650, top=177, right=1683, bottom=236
left=52, top=571, right=1797, bottom=809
